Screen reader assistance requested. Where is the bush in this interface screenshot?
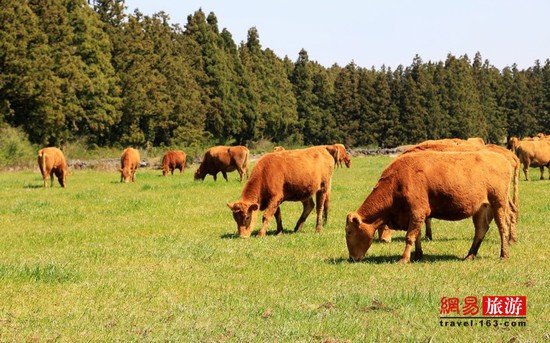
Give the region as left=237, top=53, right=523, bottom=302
left=0, top=126, right=36, bottom=169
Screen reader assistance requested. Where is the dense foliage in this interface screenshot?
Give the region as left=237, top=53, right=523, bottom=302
left=1, top=0, right=549, bottom=148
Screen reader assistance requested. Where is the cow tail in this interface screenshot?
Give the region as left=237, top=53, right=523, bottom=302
left=39, top=150, right=47, bottom=187
left=323, top=195, right=329, bottom=225
left=243, top=149, right=250, bottom=179
left=509, top=161, right=520, bottom=243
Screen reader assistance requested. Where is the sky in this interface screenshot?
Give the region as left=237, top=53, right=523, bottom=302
left=122, top=0, right=550, bottom=70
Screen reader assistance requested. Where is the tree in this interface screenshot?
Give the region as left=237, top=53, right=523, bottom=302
left=239, top=27, right=298, bottom=143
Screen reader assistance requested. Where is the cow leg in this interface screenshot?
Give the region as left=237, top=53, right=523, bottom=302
left=274, top=207, right=284, bottom=235
left=378, top=226, right=392, bottom=243
left=425, top=218, right=433, bottom=240
left=222, top=171, right=228, bottom=182
left=398, top=217, right=424, bottom=264
left=50, top=172, right=54, bottom=188
left=493, top=205, right=510, bottom=260
left=42, top=171, right=48, bottom=188
left=540, top=166, right=545, bottom=180
left=522, top=162, right=530, bottom=181
left=413, top=230, right=423, bottom=261
left=293, top=198, right=315, bottom=232
left=465, top=205, right=492, bottom=260
left=259, top=204, right=279, bottom=237
left=236, top=166, right=244, bottom=182
left=314, top=191, right=327, bottom=233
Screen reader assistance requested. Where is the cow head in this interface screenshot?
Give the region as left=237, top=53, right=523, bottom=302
left=194, top=167, right=205, bottom=181
left=343, top=155, right=352, bottom=168
left=507, top=137, right=519, bottom=153
left=119, top=167, right=132, bottom=183
left=55, top=168, right=68, bottom=188
left=227, top=202, right=259, bottom=237
left=345, top=212, right=376, bottom=262
left=162, top=167, right=169, bottom=177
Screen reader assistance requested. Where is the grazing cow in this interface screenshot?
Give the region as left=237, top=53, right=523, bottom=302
left=345, top=150, right=513, bottom=264
left=273, top=146, right=286, bottom=152
left=37, top=147, right=68, bottom=188
left=162, top=150, right=186, bottom=176
left=120, top=148, right=140, bottom=183
left=194, top=146, right=249, bottom=182
left=514, top=140, right=550, bottom=180
left=227, top=147, right=335, bottom=237
left=399, top=141, right=520, bottom=243
left=323, top=144, right=351, bottom=168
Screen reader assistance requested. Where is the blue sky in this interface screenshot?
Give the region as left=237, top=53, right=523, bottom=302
left=123, top=0, right=550, bottom=70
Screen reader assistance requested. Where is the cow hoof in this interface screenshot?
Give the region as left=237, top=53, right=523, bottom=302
left=380, top=238, right=391, bottom=243
left=463, top=254, right=475, bottom=261
left=397, top=258, right=410, bottom=264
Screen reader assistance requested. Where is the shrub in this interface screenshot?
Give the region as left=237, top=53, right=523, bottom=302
left=0, top=126, right=36, bottom=169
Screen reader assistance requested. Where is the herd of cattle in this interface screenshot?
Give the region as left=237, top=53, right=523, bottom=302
left=35, top=134, right=549, bottom=263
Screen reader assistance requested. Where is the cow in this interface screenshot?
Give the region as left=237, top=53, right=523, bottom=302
left=273, top=146, right=285, bottom=152
left=162, top=150, right=186, bottom=176
left=194, top=146, right=249, bottom=182
left=398, top=141, right=520, bottom=243
left=227, top=147, right=335, bottom=238
left=345, top=150, right=513, bottom=264
left=323, top=144, right=351, bottom=168
left=37, top=147, right=68, bottom=188
left=119, top=148, right=140, bottom=183
left=514, top=140, right=550, bottom=180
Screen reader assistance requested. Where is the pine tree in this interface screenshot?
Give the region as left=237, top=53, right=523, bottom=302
left=333, top=61, right=361, bottom=146
left=239, top=27, right=298, bottom=143
left=441, top=54, right=486, bottom=139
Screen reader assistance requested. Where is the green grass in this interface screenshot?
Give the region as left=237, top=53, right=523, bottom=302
left=0, top=157, right=548, bottom=342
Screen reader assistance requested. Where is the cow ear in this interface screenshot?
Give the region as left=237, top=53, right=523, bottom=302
left=227, top=203, right=235, bottom=210
left=119, top=168, right=123, bottom=172
left=346, top=212, right=361, bottom=225
left=248, top=203, right=259, bottom=212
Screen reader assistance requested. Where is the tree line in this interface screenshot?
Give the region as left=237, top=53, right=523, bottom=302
left=1, top=0, right=549, bottom=149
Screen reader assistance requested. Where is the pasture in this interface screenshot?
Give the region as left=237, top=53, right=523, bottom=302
left=0, top=156, right=548, bottom=342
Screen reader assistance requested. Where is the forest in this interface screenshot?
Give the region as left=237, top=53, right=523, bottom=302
left=1, top=0, right=549, bottom=149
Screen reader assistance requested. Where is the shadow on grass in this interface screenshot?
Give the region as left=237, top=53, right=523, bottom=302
left=23, top=184, right=43, bottom=189
left=325, top=253, right=462, bottom=265
left=383, top=236, right=462, bottom=243
left=220, top=228, right=297, bottom=239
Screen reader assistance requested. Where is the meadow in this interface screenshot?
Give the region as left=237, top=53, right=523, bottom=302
left=0, top=156, right=548, bottom=342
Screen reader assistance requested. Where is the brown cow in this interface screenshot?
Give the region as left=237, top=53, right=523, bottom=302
left=227, top=147, right=335, bottom=237
left=119, top=148, right=140, bottom=183
left=514, top=140, right=550, bottom=180
left=194, top=146, right=249, bottom=182
left=323, top=144, right=351, bottom=168
left=162, top=150, right=186, bottom=176
left=399, top=141, right=520, bottom=243
left=345, top=150, right=513, bottom=264
left=273, top=146, right=285, bottom=152
left=37, top=147, right=68, bottom=188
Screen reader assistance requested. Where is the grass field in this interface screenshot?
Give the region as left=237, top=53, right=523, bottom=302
left=0, top=156, right=548, bottom=342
